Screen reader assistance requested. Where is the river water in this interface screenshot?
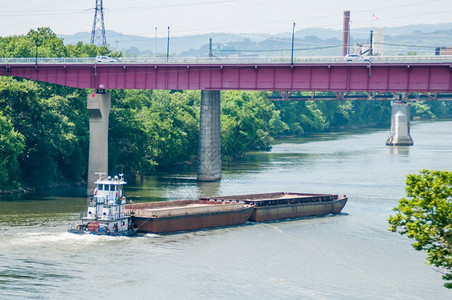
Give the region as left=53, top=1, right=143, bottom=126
left=1, top=120, right=452, bottom=299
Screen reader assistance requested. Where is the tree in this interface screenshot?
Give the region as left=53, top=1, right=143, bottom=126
left=0, top=28, right=113, bottom=189
left=221, top=91, right=286, bottom=158
left=0, top=112, right=25, bottom=190
left=108, top=89, right=200, bottom=174
left=0, top=77, right=88, bottom=186
left=388, top=169, right=452, bottom=289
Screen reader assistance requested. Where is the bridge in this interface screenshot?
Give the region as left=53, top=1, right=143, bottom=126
left=2, top=55, right=452, bottom=190
left=2, top=56, right=452, bottom=92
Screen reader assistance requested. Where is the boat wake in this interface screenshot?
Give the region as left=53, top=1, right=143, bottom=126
left=1, top=231, right=129, bottom=250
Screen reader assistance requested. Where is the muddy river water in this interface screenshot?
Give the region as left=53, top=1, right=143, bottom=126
left=1, top=120, right=452, bottom=299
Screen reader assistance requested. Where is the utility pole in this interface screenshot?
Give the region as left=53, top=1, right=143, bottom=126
left=35, top=28, right=40, bottom=65
left=166, top=26, right=170, bottom=62
left=91, top=0, right=107, bottom=46
left=291, top=22, right=296, bottom=66
left=342, top=11, right=351, bottom=56
left=209, top=38, right=213, bottom=57
left=155, top=27, right=158, bottom=57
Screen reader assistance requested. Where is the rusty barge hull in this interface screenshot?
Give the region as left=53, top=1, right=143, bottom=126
left=249, top=197, right=347, bottom=222
left=200, top=193, right=348, bottom=222
left=126, top=193, right=348, bottom=234
left=132, top=208, right=254, bottom=234
left=126, top=200, right=253, bottom=234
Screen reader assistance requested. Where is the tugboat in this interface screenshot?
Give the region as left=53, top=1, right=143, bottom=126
left=68, top=173, right=136, bottom=236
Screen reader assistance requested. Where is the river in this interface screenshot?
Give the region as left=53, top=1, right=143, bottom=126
left=1, top=120, right=452, bottom=299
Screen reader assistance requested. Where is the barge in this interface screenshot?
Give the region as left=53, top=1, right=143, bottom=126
left=200, top=192, right=348, bottom=222
left=126, top=200, right=254, bottom=234
left=69, top=174, right=346, bottom=235
left=126, top=192, right=347, bottom=234
left=68, top=173, right=136, bottom=236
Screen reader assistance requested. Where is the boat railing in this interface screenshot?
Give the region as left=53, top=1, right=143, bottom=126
left=89, top=196, right=125, bottom=207
left=80, top=211, right=98, bottom=220
left=131, top=203, right=249, bottom=218
left=88, top=196, right=105, bottom=206
left=3, top=55, right=452, bottom=65
left=68, top=223, right=77, bottom=230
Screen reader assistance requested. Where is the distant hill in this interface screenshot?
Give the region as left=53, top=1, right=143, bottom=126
left=59, top=30, right=254, bottom=56
left=58, top=23, right=452, bottom=57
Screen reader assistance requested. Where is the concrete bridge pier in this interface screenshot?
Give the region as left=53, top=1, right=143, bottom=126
left=197, top=90, right=222, bottom=181
left=385, top=101, right=414, bottom=146
left=87, top=92, right=111, bottom=194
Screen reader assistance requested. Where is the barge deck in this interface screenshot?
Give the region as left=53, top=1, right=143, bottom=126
left=126, top=192, right=347, bottom=234
left=126, top=200, right=254, bottom=234
left=200, top=192, right=348, bottom=222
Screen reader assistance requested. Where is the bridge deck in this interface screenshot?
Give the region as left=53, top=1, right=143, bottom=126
left=2, top=56, right=452, bottom=92
left=2, top=56, right=452, bottom=65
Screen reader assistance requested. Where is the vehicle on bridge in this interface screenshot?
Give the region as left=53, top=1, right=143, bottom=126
left=344, top=54, right=371, bottom=62
left=96, top=56, right=116, bottom=63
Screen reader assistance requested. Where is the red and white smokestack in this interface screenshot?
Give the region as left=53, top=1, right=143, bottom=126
left=342, top=11, right=350, bottom=56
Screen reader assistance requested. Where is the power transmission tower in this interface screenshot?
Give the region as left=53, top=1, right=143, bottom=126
left=91, top=0, right=107, bottom=46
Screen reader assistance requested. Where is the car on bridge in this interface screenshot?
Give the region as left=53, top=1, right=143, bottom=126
left=344, top=54, right=371, bottom=62
left=96, top=56, right=116, bottom=63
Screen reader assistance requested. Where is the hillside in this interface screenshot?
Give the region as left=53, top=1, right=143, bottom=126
left=58, top=23, right=452, bottom=57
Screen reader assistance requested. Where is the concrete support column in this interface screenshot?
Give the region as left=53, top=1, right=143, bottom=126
left=197, top=90, right=222, bottom=181
left=385, top=101, right=414, bottom=146
left=87, top=93, right=111, bottom=194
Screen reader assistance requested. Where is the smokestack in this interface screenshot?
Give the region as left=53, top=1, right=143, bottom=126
left=342, top=11, right=350, bottom=56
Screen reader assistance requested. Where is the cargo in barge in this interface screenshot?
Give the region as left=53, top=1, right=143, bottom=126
left=125, top=200, right=254, bottom=234
left=199, top=192, right=348, bottom=222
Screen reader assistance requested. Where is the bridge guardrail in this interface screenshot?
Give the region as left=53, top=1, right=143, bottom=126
left=1, top=56, right=452, bottom=65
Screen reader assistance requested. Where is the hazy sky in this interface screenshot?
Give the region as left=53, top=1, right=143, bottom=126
left=0, top=0, right=451, bottom=37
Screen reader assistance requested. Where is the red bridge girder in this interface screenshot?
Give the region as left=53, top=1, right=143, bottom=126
left=1, top=62, right=452, bottom=92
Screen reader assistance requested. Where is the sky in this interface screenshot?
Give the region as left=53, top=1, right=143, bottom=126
left=0, top=0, right=451, bottom=38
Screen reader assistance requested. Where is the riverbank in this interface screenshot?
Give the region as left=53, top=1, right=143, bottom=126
left=0, top=181, right=85, bottom=195
left=3, top=118, right=451, bottom=195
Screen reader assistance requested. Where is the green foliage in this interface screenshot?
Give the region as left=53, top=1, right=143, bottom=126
left=109, top=90, right=282, bottom=171
left=0, top=77, right=88, bottom=186
left=411, top=101, right=435, bottom=119
left=221, top=91, right=286, bottom=158
left=109, top=90, right=200, bottom=174
left=66, top=42, right=109, bottom=57
left=0, top=27, right=112, bottom=58
left=389, top=170, right=452, bottom=289
left=0, top=111, right=25, bottom=190
left=275, top=99, right=392, bottom=135
left=0, top=29, right=106, bottom=189
left=275, top=101, right=326, bottom=135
